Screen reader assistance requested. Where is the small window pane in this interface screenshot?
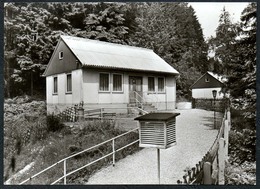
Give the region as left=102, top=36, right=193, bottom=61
left=53, top=77, right=58, bottom=94
left=158, top=77, right=165, bottom=92
left=113, top=74, right=122, bottom=91
left=59, top=51, right=63, bottom=59
left=148, top=77, right=155, bottom=91
left=100, top=73, right=109, bottom=91
left=67, top=74, right=72, bottom=92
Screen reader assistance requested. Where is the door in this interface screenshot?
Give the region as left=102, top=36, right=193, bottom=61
left=129, top=76, right=142, bottom=104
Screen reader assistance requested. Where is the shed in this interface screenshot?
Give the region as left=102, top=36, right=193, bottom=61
left=190, top=71, right=227, bottom=99
left=43, top=35, right=179, bottom=114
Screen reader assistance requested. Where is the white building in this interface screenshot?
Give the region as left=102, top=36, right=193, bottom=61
left=43, top=35, right=179, bottom=114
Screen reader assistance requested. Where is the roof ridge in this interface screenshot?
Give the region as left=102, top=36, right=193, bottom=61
left=60, top=35, right=153, bottom=52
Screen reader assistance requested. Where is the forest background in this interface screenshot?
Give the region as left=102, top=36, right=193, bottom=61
left=4, top=2, right=256, bottom=123
left=3, top=2, right=257, bottom=184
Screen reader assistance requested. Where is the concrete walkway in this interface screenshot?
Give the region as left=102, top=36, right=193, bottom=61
left=87, top=109, right=220, bottom=184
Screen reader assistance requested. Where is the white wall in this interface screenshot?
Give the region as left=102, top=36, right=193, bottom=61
left=82, top=69, right=128, bottom=104
left=192, top=87, right=224, bottom=99
left=135, top=75, right=176, bottom=110
left=47, top=68, right=177, bottom=113
left=46, top=69, right=83, bottom=113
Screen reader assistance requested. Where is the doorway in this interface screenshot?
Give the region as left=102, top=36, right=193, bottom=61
left=129, top=76, right=142, bottom=104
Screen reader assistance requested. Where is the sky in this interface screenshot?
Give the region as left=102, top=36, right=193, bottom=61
left=188, top=2, right=249, bottom=39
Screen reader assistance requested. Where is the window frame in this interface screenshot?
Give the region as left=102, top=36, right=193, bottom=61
left=66, top=73, right=72, bottom=94
left=59, top=51, right=63, bottom=60
left=53, top=76, right=58, bottom=95
left=148, top=76, right=155, bottom=93
left=112, top=73, right=123, bottom=93
left=99, top=72, right=110, bottom=92
left=158, top=77, right=166, bottom=93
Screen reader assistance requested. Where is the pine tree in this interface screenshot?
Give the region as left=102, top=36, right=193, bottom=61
left=133, top=2, right=207, bottom=98
left=227, top=3, right=256, bottom=124
left=209, top=7, right=240, bottom=75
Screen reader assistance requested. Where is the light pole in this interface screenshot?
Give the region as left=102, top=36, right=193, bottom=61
left=212, top=90, right=217, bottom=129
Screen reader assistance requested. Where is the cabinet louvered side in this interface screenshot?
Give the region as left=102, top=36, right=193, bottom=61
left=139, top=122, right=166, bottom=148
left=166, top=120, right=176, bottom=147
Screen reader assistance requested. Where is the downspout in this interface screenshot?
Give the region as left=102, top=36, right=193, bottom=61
left=78, top=60, right=83, bottom=105
left=80, top=69, right=84, bottom=104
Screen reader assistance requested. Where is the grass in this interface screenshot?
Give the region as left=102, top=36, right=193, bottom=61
left=4, top=114, right=140, bottom=184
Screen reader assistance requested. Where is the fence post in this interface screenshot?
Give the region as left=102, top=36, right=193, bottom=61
left=112, top=139, right=115, bottom=166
left=227, top=110, right=231, bottom=130
left=203, top=162, right=212, bottom=184
left=64, top=160, right=67, bottom=184
left=224, top=120, right=229, bottom=161
left=218, top=138, right=225, bottom=184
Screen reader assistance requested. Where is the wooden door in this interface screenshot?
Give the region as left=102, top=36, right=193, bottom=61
left=129, top=76, right=142, bottom=104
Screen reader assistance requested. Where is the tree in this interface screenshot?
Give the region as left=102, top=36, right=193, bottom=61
left=133, top=2, right=207, bottom=98
left=227, top=3, right=256, bottom=125
left=208, top=7, right=240, bottom=75
left=4, top=2, right=207, bottom=99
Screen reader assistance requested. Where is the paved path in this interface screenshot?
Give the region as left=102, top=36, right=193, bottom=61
left=87, top=109, right=220, bottom=184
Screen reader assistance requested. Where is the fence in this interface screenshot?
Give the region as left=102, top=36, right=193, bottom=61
left=19, top=128, right=139, bottom=185
left=192, top=98, right=229, bottom=112
left=177, top=107, right=231, bottom=184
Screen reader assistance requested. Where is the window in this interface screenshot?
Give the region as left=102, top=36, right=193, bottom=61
left=158, top=77, right=165, bottom=92
left=113, top=74, right=123, bottom=92
left=99, top=73, right=109, bottom=91
left=205, top=76, right=210, bottom=82
left=66, top=74, right=72, bottom=93
left=53, top=76, right=58, bottom=94
left=59, top=51, right=63, bottom=60
left=148, top=77, right=155, bottom=92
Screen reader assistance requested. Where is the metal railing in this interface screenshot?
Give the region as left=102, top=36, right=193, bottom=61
left=131, top=91, right=159, bottom=111
left=19, top=128, right=139, bottom=185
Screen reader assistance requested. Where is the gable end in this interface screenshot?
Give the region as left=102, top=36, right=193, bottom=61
left=43, top=38, right=82, bottom=77
left=190, top=72, right=224, bottom=89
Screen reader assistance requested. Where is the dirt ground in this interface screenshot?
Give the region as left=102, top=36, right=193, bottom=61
left=86, top=109, right=222, bottom=184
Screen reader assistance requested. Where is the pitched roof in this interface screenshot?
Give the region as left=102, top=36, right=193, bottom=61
left=59, top=35, right=179, bottom=75
left=207, top=71, right=227, bottom=83
left=190, top=71, right=226, bottom=89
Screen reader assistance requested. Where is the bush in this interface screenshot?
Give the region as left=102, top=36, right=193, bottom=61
left=46, top=114, right=64, bottom=132
left=225, top=161, right=256, bottom=185
left=229, top=129, right=256, bottom=164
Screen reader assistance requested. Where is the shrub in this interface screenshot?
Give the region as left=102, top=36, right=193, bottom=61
left=46, top=114, right=64, bottom=132
left=229, top=129, right=256, bottom=164
left=225, top=161, right=256, bottom=184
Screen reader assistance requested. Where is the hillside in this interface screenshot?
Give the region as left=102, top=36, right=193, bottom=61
left=4, top=96, right=139, bottom=184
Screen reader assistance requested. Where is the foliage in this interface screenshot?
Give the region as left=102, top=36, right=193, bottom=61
left=207, top=7, right=240, bottom=75
left=225, top=161, right=256, bottom=185
left=4, top=96, right=139, bottom=184
left=227, top=3, right=256, bottom=124
left=46, top=114, right=64, bottom=132
left=133, top=2, right=207, bottom=98
left=4, top=2, right=207, bottom=99
left=209, top=3, right=256, bottom=125
left=229, top=128, right=256, bottom=164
